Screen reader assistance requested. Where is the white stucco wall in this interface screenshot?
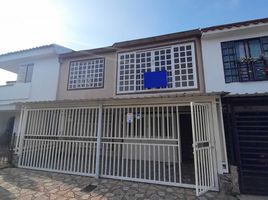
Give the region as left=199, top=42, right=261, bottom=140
left=202, top=24, right=268, bottom=94
left=29, top=56, right=60, bottom=101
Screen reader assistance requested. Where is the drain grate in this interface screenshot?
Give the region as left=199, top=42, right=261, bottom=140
left=81, top=184, right=97, bottom=192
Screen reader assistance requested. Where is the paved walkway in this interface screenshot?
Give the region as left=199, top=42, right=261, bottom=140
left=0, top=168, right=238, bottom=200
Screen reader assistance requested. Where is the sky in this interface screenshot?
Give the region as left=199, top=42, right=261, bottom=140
left=0, top=0, right=268, bottom=85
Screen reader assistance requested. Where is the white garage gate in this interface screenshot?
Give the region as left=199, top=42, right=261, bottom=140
left=17, top=102, right=217, bottom=196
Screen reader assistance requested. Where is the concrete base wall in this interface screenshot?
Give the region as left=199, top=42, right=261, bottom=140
left=219, top=165, right=240, bottom=195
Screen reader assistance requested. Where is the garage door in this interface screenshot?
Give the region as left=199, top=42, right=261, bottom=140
left=235, top=111, right=268, bottom=195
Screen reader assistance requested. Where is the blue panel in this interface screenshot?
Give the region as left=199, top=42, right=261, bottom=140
left=144, top=70, right=168, bottom=89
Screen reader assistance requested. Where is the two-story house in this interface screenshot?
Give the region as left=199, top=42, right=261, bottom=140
left=201, top=18, right=268, bottom=195
left=16, top=30, right=228, bottom=196
left=0, top=44, right=72, bottom=151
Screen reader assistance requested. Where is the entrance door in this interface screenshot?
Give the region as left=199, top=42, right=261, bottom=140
left=190, top=102, right=215, bottom=196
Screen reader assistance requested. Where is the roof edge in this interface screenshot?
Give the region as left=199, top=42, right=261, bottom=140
left=59, top=46, right=116, bottom=59
left=0, top=44, right=73, bottom=58
left=201, top=17, right=268, bottom=33
left=113, top=29, right=201, bottom=48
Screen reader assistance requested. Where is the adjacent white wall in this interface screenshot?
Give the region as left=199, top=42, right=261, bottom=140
left=29, top=55, right=60, bottom=101
left=202, top=24, right=268, bottom=94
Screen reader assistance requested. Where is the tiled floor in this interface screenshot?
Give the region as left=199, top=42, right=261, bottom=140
left=0, top=168, right=238, bottom=200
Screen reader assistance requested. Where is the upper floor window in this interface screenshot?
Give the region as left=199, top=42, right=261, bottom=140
left=68, top=58, right=104, bottom=90
left=221, top=36, right=268, bottom=83
left=117, top=42, right=197, bottom=94
left=17, top=64, right=34, bottom=83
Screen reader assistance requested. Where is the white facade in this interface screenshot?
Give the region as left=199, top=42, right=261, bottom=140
left=201, top=23, right=268, bottom=94
left=0, top=44, right=72, bottom=139
left=0, top=44, right=72, bottom=109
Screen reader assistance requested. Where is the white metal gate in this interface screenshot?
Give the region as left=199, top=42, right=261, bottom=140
left=99, top=104, right=193, bottom=187
left=191, top=103, right=215, bottom=196
left=18, top=107, right=99, bottom=176
left=17, top=102, right=217, bottom=195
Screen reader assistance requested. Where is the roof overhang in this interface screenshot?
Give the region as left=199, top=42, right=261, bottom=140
left=17, top=92, right=227, bottom=108
left=113, top=29, right=201, bottom=48
left=0, top=44, right=72, bottom=73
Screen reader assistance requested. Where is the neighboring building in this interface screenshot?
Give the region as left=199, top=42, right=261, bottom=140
left=201, top=18, right=268, bottom=195
left=0, top=44, right=72, bottom=150
left=16, top=30, right=228, bottom=196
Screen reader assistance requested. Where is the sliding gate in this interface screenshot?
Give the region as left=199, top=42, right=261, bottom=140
left=18, top=103, right=216, bottom=195
left=100, top=105, right=185, bottom=186
left=18, top=107, right=99, bottom=176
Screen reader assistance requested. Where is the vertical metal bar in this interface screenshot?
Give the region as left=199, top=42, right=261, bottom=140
left=94, top=108, right=98, bottom=138
left=173, top=146, right=176, bottom=183
left=143, top=107, right=146, bottom=138
left=106, top=108, right=111, bottom=137
left=190, top=102, right=199, bottom=196
left=158, top=145, right=161, bottom=181
left=121, top=143, right=125, bottom=177
left=77, top=142, right=81, bottom=172
left=153, top=107, right=155, bottom=139
left=163, top=145, right=166, bottom=182
left=109, top=143, right=112, bottom=175
left=32, top=140, right=38, bottom=167
left=162, top=107, right=165, bottom=139
left=117, top=143, right=120, bottom=176
left=41, top=140, right=46, bottom=168
left=176, top=106, right=182, bottom=183
left=130, top=143, right=133, bottom=178
left=168, top=145, right=171, bottom=182
left=114, top=108, right=118, bottom=138
left=67, top=141, right=71, bottom=171
left=144, top=145, right=146, bottom=179
left=44, top=110, right=48, bottom=136
left=53, top=140, right=59, bottom=170
left=63, top=141, right=68, bottom=171
left=73, top=109, right=77, bottom=137
left=88, top=142, right=93, bottom=173
left=28, top=140, right=34, bottom=167
left=23, top=140, right=29, bottom=167
left=18, top=109, right=28, bottom=166
left=157, top=107, right=160, bottom=139
left=126, top=143, right=129, bottom=177
left=92, top=142, right=96, bottom=174
left=77, top=109, right=81, bottom=137
left=113, top=143, right=116, bottom=176
left=47, top=140, right=53, bottom=169
left=104, top=143, right=108, bottom=175
left=139, top=143, right=141, bottom=179
left=85, top=142, right=89, bottom=173
left=171, top=107, right=175, bottom=139
left=70, top=142, right=74, bottom=171
left=95, top=105, right=102, bottom=177
left=166, top=106, right=170, bottom=139
left=80, top=142, right=84, bottom=173
left=135, top=107, right=137, bottom=138
left=149, top=144, right=151, bottom=180
left=57, top=141, right=62, bottom=170
left=15, top=109, right=24, bottom=153
left=118, top=108, right=122, bottom=138
left=148, top=107, right=151, bottom=139
left=134, top=144, right=137, bottom=178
